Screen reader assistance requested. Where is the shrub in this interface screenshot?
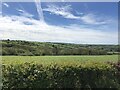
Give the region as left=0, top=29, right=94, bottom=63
left=2, top=62, right=120, bottom=89
left=108, top=61, right=120, bottom=86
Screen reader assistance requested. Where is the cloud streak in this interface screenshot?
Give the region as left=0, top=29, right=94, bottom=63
left=3, top=3, right=9, bottom=7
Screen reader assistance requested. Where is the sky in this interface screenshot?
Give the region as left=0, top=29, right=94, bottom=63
left=0, top=2, right=118, bottom=44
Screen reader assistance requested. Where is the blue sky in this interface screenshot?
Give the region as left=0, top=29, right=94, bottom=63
left=0, top=2, right=118, bottom=44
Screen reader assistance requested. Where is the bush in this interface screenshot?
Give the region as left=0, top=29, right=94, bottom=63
left=108, top=61, right=120, bottom=86
left=2, top=62, right=120, bottom=89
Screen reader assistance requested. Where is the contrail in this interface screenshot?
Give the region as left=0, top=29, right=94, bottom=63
left=35, top=0, right=44, bottom=22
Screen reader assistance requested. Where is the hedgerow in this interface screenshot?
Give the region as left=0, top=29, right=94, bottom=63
left=2, top=62, right=120, bottom=89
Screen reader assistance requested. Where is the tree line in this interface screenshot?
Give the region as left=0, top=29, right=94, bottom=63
left=1, top=39, right=119, bottom=56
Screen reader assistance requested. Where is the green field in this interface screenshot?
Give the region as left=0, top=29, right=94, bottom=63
left=2, top=55, right=118, bottom=66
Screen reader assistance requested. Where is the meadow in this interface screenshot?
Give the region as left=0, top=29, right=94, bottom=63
left=2, top=55, right=118, bottom=66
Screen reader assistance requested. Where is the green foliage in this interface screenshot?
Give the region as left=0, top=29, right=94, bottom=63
left=1, top=40, right=119, bottom=56
left=2, top=62, right=120, bottom=89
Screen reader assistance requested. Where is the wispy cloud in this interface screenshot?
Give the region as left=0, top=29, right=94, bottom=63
left=17, top=9, right=34, bottom=18
left=43, top=4, right=80, bottom=19
left=81, top=14, right=107, bottom=25
left=75, top=11, right=84, bottom=16
left=3, top=3, right=9, bottom=7
left=0, top=15, right=118, bottom=44
left=43, top=4, right=110, bottom=25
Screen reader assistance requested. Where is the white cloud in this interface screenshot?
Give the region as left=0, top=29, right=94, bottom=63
left=81, top=14, right=107, bottom=25
left=17, top=9, right=24, bottom=12
left=3, top=3, right=9, bottom=7
left=43, top=4, right=80, bottom=19
left=43, top=4, right=110, bottom=25
left=0, top=15, right=118, bottom=44
left=17, top=9, right=34, bottom=18
left=76, top=11, right=84, bottom=15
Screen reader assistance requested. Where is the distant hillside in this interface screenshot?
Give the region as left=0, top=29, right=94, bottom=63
left=1, top=39, right=119, bottom=56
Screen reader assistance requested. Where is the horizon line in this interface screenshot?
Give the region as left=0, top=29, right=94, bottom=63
left=1, top=39, right=118, bottom=45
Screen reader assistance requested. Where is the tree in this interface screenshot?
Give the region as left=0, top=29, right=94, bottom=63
left=52, top=45, right=59, bottom=55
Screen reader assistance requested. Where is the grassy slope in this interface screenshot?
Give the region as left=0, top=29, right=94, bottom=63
left=2, top=55, right=118, bottom=66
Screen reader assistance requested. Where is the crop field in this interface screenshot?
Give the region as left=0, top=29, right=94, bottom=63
left=2, top=55, right=118, bottom=66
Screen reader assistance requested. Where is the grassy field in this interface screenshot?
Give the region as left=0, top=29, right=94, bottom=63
left=2, top=55, right=118, bottom=66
